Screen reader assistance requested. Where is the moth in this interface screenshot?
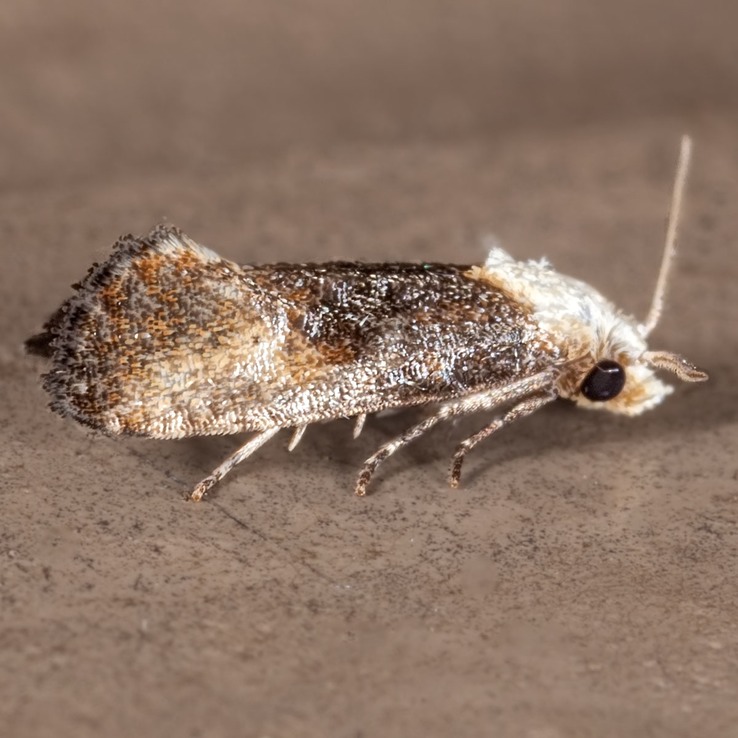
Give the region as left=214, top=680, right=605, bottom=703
left=27, top=136, right=707, bottom=501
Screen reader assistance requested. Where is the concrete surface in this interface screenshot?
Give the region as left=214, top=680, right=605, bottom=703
left=2, top=2, right=737, bottom=737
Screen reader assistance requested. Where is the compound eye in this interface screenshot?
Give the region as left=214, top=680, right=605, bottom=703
left=581, top=360, right=626, bottom=402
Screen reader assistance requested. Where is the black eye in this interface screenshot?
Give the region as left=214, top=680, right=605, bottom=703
left=580, top=360, right=626, bottom=402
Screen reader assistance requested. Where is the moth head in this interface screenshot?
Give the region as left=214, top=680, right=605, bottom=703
left=482, top=254, right=708, bottom=415
left=555, top=312, right=708, bottom=416
left=562, top=135, right=709, bottom=414
left=478, top=135, right=707, bottom=415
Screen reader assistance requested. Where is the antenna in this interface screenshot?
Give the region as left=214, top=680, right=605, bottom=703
left=642, top=135, right=693, bottom=336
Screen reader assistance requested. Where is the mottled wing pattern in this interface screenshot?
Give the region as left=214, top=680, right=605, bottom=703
left=34, top=226, right=552, bottom=439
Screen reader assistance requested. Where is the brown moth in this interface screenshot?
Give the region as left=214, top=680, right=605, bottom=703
left=27, top=136, right=707, bottom=500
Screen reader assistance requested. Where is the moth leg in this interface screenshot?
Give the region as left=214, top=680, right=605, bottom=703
left=288, top=424, right=307, bottom=452
left=355, top=370, right=557, bottom=497
left=353, top=413, right=367, bottom=439
left=189, top=427, right=281, bottom=502
left=449, top=391, right=556, bottom=488
left=355, top=413, right=446, bottom=496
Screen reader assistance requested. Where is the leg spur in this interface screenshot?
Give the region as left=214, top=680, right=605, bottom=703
left=354, top=371, right=556, bottom=496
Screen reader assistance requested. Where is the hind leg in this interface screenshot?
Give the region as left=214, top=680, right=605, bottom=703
left=189, top=428, right=281, bottom=501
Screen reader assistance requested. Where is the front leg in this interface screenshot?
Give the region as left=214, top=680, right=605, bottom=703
left=449, top=390, right=556, bottom=488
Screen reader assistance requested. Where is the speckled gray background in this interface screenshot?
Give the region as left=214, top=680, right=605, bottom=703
left=2, top=2, right=737, bottom=737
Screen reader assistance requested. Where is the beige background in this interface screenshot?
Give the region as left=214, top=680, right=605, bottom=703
left=2, top=2, right=737, bottom=736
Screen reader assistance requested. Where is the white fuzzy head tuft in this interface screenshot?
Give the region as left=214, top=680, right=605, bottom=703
left=471, top=244, right=705, bottom=415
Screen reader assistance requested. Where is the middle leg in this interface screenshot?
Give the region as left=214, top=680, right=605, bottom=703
left=354, top=412, right=445, bottom=496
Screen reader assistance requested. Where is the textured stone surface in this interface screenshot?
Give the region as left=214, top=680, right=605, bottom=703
left=2, top=2, right=737, bottom=736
